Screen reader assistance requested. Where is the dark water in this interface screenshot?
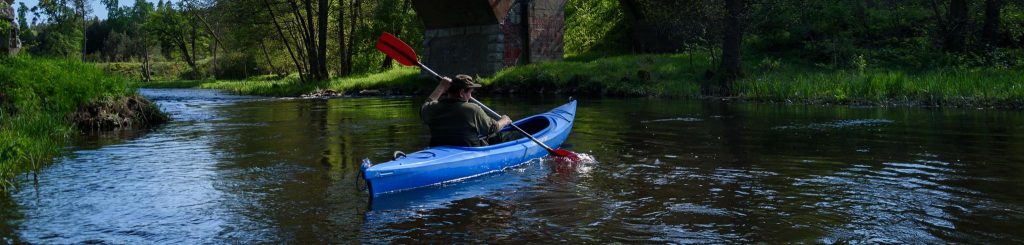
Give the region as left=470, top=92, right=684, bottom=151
left=2, top=88, right=1023, bottom=243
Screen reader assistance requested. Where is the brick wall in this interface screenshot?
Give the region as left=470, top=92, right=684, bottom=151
left=499, top=0, right=524, bottom=67
left=422, top=25, right=505, bottom=77
left=416, top=0, right=564, bottom=77
left=499, top=0, right=565, bottom=66
left=527, top=0, right=566, bottom=63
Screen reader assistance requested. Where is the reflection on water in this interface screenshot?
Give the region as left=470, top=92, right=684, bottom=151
left=2, top=89, right=1023, bottom=243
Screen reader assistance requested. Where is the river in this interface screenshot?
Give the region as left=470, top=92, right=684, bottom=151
left=2, top=88, right=1022, bottom=243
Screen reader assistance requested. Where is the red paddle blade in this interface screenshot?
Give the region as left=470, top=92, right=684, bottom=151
left=550, top=149, right=580, bottom=161
left=375, top=32, right=418, bottom=67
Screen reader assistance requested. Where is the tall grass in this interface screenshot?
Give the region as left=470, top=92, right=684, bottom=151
left=736, top=66, right=1024, bottom=106
left=0, top=56, right=139, bottom=192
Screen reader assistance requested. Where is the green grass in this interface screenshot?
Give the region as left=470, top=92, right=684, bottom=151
left=145, top=53, right=713, bottom=97
left=487, top=53, right=710, bottom=97
left=141, top=53, right=1024, bottom=107
left=737, top=64, right=1024, bottom=106
left=0, top=56, right=141, bottom=191
left=143, top=67, right=428, bottom=96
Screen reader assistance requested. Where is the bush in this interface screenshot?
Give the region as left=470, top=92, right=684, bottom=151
left=209, top=52, right=270, bottom=80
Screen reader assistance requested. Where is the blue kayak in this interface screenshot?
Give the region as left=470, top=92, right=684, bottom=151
left=360, top=100, right=577, bottom=197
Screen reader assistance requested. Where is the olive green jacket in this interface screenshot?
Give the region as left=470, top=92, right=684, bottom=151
left=421, top=98, right=500, bottom=147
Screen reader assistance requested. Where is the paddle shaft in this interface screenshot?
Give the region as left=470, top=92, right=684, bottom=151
left=415, top=63, right=558, bottom=154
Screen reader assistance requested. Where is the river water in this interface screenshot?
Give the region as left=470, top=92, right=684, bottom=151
left=2, top=88, right=1023, bottom=243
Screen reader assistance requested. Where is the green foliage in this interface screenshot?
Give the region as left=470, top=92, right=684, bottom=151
left=0, top=21, right=10, bottom=35
left=564, top=0, right=629, bottom=56
left=756, top=57, right=782, bottom=72
left=852, top=54, right=867, bottom=75
left=746, top=1, right=1024, bottom=70
left=0, top=1, right=10, bottom=33
left=30, top=23, right=84, bottom=57
left=0, top=56, right=139, bottom=191
left=210, top=52, right=266, bottom=80
left=99, top=61, right=191, bottom=81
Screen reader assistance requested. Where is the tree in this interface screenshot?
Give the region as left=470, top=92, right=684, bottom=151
left=128, top=0, right=155, bottom=80
left=147, top=2, right=203, bottom=74
left=17, top=2, right=34, bottom=43
left=315, top=0, right=328, bottom=80
left=713, top=0, right=744, bottom=96
left=937, top=0, right=969, bottom=52
left=981, top=0, right=1004, bottom=47
left=336, top=0, right=347, bottom=75
left=263, top=0, right=307, bottom=82
left=345, top=0, right=361, bottom=76
left=72, top=0, right=91, bottom=60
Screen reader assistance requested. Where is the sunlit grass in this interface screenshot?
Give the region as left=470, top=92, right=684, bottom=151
left=1, top=57, right=138, bottom=192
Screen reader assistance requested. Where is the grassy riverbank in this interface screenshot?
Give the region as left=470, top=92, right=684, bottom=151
left=141, top=53, right=1024, bottom=107
left=143, top=68, right=428, bottom=96
left=0, top=57, right=165, bottom=192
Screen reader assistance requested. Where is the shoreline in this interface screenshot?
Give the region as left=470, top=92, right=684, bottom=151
left=137, top=54, right=1024, bottom=109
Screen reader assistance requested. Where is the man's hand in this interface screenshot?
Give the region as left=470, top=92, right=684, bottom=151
left=428, top=76, right=453, bottom=102
left=497, top=115, right=512, bottom=129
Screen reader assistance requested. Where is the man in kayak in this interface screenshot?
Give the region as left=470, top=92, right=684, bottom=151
left=421, top=74, right=513, bottom=147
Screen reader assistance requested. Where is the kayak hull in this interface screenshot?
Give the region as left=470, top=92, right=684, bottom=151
left=361, top=100, right=577, bottom=197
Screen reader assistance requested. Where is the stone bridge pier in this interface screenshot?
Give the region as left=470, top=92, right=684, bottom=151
left=412, top=0, right=566, bottom=77
left=1, top=0, right=21, bottom=56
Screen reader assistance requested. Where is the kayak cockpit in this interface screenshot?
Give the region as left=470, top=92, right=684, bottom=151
left=498, top=115, right=550, bottom=135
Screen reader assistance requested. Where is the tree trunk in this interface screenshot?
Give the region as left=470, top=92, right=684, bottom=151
left=285, top=0, right=314, bottom=79
left=190, top=22, right=197, bottom=73
left=346, top=0, right=361, bottom=76
left=945, top=0, right=968, bottom=52
left=264, top=0, right=307, bottom=82
left=337, top=0, right=348, bottom=76
left=141, top=37, right=151, bottom=81
left=316, top=0, right=329, bottom=80
left=79, top=0, right=87, bottom=61
left=184, top=2, right=227, bottom=53
left=176, top=37, right=198, bottom=72
left=713, top=0, right=744, bottom=96
left=302, top=0, right=322, bottom=80
left=288, top=27, right=310, bottom=71
left=259, top=38, right=278, bottom=74
left=981, top=0, right=1002, bottom=46
left=212, top=38, right=218, bottom=79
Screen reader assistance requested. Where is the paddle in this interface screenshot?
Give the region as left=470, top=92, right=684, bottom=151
left=375, top=32, right=579, bottom=161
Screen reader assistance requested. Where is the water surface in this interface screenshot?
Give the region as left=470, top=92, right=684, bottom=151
left=2, top=89, right=1023, bottom=243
